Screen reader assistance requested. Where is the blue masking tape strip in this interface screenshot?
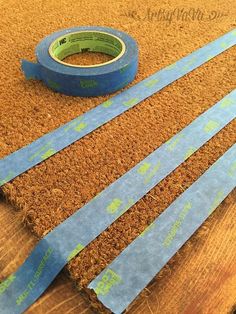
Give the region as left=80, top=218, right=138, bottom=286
left=0, top=90, right=235, bottom=314
left=0, top=29, right=235, bottom=187
left=21, top=26, right=139, bottom=96
left=89, top=144, right=236, bottom=314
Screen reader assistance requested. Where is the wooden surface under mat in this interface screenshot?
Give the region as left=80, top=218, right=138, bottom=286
left=0, top=192, right=235, bottom=314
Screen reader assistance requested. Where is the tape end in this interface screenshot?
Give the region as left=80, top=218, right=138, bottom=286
left=21, top=59, right=41, bottom=80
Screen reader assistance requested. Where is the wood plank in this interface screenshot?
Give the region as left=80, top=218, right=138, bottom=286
left=0, top=192, right=235, bottom=313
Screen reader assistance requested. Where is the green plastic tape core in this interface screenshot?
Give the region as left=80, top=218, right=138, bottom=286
left=49, top=31, right=126, bottom=68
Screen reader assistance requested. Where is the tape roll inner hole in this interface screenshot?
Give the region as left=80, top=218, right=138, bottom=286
left=49, top=31, right=125, bottom=68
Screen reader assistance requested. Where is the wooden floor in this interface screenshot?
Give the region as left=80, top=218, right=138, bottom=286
left=0, top=192, right=235, bottom=314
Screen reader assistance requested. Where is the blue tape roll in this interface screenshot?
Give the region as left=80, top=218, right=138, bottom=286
left=21, top=26, right=138, bottom=96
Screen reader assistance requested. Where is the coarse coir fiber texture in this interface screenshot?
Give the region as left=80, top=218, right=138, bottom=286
left=0, top=0, right=236, bottom=312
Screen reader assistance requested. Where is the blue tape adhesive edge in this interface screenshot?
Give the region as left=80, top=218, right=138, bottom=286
left=1, top=28, right=235, bottom=187
left=21, top=26, right=139, bottom=96
left=89, top=144, right=236, bottom=314
left=0, top=90, right=235, bottom=314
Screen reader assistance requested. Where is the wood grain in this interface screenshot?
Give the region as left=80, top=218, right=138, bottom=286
left=0, top=191, right=235, bottom=314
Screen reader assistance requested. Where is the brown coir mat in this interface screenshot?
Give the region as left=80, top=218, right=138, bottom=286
left=0, top=0, right=236, bottom=312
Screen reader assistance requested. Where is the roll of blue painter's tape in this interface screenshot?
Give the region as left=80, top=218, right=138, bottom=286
left=21, top=26, right=138, bottom=96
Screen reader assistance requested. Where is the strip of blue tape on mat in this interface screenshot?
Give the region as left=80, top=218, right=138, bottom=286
left=0, top=90, right=235, bottom=314
left=0, top=29, right=235, bottom=187
left=89, top=144, right=236, bottom=314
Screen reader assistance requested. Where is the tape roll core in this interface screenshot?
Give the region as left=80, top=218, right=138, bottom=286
left=49, top=31, right=126, bottom=68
